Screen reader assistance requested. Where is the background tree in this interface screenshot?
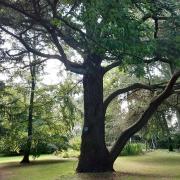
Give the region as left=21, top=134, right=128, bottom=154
left=20, top=55, right=37, bottom=163
left=0, top=55, right=81, bottom=158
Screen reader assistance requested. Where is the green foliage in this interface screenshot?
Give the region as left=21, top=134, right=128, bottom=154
left=173, top=133, right=180, bottom=149
left=156, top=137, right=169, bottom=149
left=56, top=136, right=81, bottom=158
left=157, top=133, right=180, bottom=150
left=50, top=18, right=61, bottom=27
left=57, top=149, right=80, bottom=158
left=80, top=0, right=154, bottom=59
left=0, top=74, right=82, bottom=156
left=121, top=143, right=144, bottom=156
left=30, top=134, right=69, bottom=158
left=69, top=136, right=81, bottom=151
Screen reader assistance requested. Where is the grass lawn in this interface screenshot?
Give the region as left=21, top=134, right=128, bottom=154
left=0, top=150, right=180, bottom=180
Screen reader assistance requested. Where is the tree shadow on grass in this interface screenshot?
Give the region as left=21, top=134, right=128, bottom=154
left=1, top=159, right=74, bottom=169
left=59, top=171, right=169, bottom=180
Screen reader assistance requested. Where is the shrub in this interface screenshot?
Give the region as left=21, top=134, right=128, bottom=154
left=57, top=149, right=80, bottom=158
left=157, top=137, right=169, bottom=149
left=55, top=136, right=81, bottom=158
left=69, top=136, right=81, bottom=151
left=121, top=143, right=144, bottom=156
left=173, top=133, right=180, bottom=148
left=157, top=133, right=180, bottom=150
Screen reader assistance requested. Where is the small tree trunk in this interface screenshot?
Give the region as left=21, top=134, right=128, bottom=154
left=168, top=137, right=173, bottom=152
left=20, top=139, right=31, bottom=163
left=21, top=65, right=35, bottom=164
left=161, top=113, right=174, bottom=152
left=175, top=108, right=180, bottom=133
left=76, top=64, right=113, bottom=172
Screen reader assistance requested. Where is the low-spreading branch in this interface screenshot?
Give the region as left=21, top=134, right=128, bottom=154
left=109, top=70, right=180, bottom=163
left=104, top=83, right=155, bottom=113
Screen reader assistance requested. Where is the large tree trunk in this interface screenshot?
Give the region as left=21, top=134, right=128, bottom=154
left=76, top=65, right=179, bottom=172
left=76, top=64, right=113, bottom=172
left=21, top=65, right=35, bottom=164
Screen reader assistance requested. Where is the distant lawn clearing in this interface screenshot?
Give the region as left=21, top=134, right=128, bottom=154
left=0, top=150, right=180, bottom=180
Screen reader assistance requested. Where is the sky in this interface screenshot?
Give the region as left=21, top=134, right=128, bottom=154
left=0, top=60, right=63, bottom=85
left=42, top=60, right=63, bottom=85
left=0, top=31, right=65, bottom=85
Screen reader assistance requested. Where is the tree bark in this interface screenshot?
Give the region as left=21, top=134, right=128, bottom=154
left=76, top=59, right=113, bottom=172
left=77, top=63, right=179, bottom=172
left=21, top=65, right=36, bottom=163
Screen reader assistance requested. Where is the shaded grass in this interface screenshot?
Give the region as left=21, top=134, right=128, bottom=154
left=0, top=155, right=56, bottom=164
left=0, top=150, right=180, bottom=180
left=0, top=156, right=77, bottom=180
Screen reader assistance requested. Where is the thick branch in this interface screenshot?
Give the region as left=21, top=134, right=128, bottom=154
left=104, top=83, right=155, bottom=113
left=154, top=18, right=158, bottom=39
left=103, top=60, right=123, bottom=74
left=6, top=50, right=28, bottom=57
left=0, top=26, right=61, bottom=60
left=0, top=81, right=5, bottom=90
left=142, top=14, right=169, bottom=22
left=103, top=55, right=170, bottom=74
left=109, top=70, right=180, bottom=163
left=144, top=56, right=170, bottom=64
left=56, top=29, right=84, bottom=55
left=0, top=1, right=39, bottom=21
left=0, top=26, right=86, bottom=74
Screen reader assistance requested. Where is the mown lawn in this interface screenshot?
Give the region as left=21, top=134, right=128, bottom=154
left=0, top=150, right=180, bottom=180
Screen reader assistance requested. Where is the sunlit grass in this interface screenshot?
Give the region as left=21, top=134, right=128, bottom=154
left=115, top=150, right=180, bottom=179
left=0, top=150, right=180, bottom=180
